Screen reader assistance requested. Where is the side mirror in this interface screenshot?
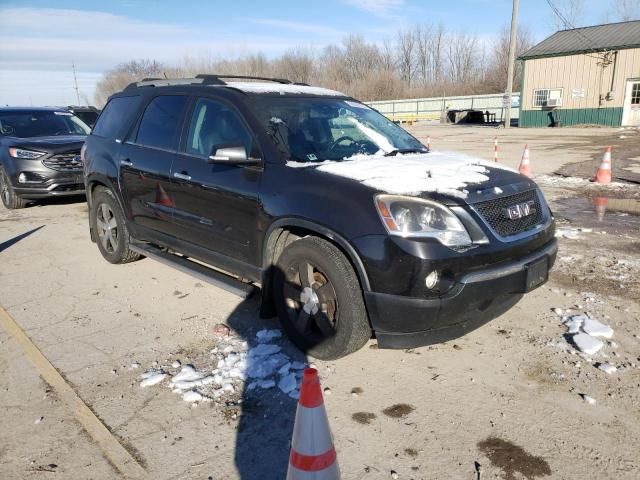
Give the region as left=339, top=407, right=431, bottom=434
left=207, top=144, right=261, bottom=165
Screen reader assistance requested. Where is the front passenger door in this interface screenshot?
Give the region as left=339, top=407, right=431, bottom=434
left=169, top=96, right=262, bottom=265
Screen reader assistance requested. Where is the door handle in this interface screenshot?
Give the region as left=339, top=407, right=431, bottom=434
left=173, top=172, right=192, bottom=181
left=120, top=159, right=133, bottom=167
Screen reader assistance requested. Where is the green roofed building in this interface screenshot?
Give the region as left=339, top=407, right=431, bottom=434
left=518, top=20, right=640, bottom=128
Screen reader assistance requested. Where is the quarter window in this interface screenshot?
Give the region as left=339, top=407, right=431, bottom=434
left=92, top=96, right=139, bottom=138
left=135, top=95, right=188, bottom=150
left=184, top=98, right=253, bottom=157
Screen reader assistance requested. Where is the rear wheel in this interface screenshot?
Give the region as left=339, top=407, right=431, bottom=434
left=273, top=236, right=370, bottom=360
left=0, top=167, right=28, bottom=209
left=91, top=187, right=140, bottom=264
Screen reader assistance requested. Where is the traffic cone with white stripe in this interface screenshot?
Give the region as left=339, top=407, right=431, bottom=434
left=493, top=137, right=498, bottom=162
left=594, top=146, right=612, bottom=184
left=287, top=368, right=339, bottom=479
left=518, top=144, right=531, bottom=177
left=426, top=136, right=432, bottom=150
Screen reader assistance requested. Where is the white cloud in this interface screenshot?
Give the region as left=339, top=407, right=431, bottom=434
left=0, top=7, right=317, bottom=105
left=342, top=0, right=405, bottom=16
left=248, top=18, right=344, bottom=37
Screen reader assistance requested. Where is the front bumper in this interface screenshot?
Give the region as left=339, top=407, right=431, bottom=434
left=364, top=239, right=558, bottom=349
left=7, top=166, right=85, bottom=198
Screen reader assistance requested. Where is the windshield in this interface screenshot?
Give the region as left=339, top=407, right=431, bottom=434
left=0, top=110, right=91, bottom=138
left=252, top=97, right=426, bottom=162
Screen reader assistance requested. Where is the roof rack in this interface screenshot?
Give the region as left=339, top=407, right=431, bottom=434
left=124, top=74, right=297, bottom=91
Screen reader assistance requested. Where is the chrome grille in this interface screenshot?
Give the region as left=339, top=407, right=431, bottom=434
left=43, top=152, right=82, bottom=172
left=473, top=189, right=544, bottom=237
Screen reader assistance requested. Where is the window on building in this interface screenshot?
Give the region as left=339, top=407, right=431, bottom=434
left=632, top=83, right=640, bottom=105
left=533, top=88, right=562, bottom=107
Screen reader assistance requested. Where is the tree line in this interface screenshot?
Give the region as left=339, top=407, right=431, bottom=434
left=95, top=23, right=535, bottom=106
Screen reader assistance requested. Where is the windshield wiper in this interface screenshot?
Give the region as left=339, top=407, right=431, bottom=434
left=383, top=148, right=427, bottom=157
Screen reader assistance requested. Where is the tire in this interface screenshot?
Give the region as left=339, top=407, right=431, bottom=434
left=273, top=236, right=371, bottom=360
left=0, top=167, right=28, bottom=209
left=90, top=187, right=140, bottom=264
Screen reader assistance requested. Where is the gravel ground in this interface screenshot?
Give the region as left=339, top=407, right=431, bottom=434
left=1, top=125, right=639, bottom=479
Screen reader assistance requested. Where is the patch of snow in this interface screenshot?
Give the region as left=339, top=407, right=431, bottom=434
left=171, top=360, right=181, bottom=368
left=564, top=314, right=587, bottom=334
left=572, top=333, right=604, bottom=355
left=344, top=116, right=394, bottom=153
left=171, top=365, right=205, bottom=383
left=582, top=394, right=597, bottom=405
left=182, top=390, right=205, bottom=403
left=248, top=344, right=281, bottom=357
left=597, top=363, right=617, bottom=374
left=140, top=370, right=166, bottom=387
left=256, top=329, right=282, bottom=343
left=287, top=151, right=497, bottom=199
left=226, top=82, right=345, bottom=97
left=582, top=317, right=614, bottom=338
left=278, top=373, right=298, bottom=394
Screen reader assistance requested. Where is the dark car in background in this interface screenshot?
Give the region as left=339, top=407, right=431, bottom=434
left=65, top=105, right=101, bottom=128
left=0, top=107, right=90, bottom=209
left=83, top=75, right=557, bottom=359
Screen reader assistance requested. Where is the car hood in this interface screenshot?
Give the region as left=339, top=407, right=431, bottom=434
left=6, top=135, right=86, bottom=154
left=286, top=151, right=536, bottom=206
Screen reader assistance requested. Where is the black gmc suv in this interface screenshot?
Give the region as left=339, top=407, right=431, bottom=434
left=83, top=75, right=557, bottom=359
left=0, top=107, right=90, bottom=209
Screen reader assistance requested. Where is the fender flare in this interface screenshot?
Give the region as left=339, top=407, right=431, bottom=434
left=262, top=218, right=371, bottom=292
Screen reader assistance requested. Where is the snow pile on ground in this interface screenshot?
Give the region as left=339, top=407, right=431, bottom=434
left=288, top=151, right=501, bottom=198
left=562, top=313, right=613, bottom=355
left=534, top=174, right=637, bottom=190
left=138, top=328, right=308, bottom=403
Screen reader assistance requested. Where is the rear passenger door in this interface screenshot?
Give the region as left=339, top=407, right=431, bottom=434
left=119, top=95, right=188, bottom=237
left=168, top=96, right=263, bottom=265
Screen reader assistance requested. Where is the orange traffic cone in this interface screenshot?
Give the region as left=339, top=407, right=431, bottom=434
left=426, top=136, right=432, bottom=150
left=155, top=184, right=175, bottom=208
left=593, top=196, right=608, bottom=221
left=287, top=369, right=339, bottom=480
left=594, top=146, right=612, bottom=184
left=493, top=137, right=499, bottom=162
left=518, top=144, right=531, bottom=177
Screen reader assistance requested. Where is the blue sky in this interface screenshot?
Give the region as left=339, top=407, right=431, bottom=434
left=0, top=0, right=632, bottom=105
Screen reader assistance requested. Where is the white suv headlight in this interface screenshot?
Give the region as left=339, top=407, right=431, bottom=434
left=9, top=148, right=46, bottom=159
left=375, top=194, right=472, bottom=247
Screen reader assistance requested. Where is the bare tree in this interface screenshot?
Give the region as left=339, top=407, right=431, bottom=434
left=94, top=59, right=164, bottom=106
left=484, top=25, right=535, bottom=92
left=613, top=0, right=640, bottom=20
left=550, top=0, right=585, bottom=30
left=396, top=29, right=416, bottom=87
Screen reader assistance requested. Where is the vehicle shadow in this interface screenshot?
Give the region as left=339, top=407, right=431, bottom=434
left=224, top=268, right=326, bottom=480
left=0, top=225, right=45, bottom=253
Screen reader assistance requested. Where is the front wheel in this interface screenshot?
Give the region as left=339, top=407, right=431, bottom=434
left=90, top=187, right=140, bottom=264
left=0, top=167, right=28, bottom=209
left=273, top=236, right=371, bottom=360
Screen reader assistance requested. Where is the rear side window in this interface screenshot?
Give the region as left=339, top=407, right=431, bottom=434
left=135, top=95, right=188, bottom=150
left=92, top=96, right=139, bottom=138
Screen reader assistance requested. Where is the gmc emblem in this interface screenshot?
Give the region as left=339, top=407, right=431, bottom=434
left=504, top=201, right=536, bottom=220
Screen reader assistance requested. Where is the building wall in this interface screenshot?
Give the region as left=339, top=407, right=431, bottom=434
left=520, top=47, right=640, bottom=127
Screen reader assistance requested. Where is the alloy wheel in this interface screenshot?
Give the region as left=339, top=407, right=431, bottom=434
left=283, top=260, right=338, bottom=342
left=96, top=203, right=119, bottom=254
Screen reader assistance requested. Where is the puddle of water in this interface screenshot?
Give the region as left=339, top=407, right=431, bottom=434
left=554, top=196, right=640, bottom=234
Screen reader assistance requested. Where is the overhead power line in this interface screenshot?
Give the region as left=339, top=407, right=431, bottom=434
left=545, top=0, right=605, bottom=56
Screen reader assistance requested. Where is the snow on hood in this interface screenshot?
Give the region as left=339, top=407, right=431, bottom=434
left=287, top=151, right=507, bottom=199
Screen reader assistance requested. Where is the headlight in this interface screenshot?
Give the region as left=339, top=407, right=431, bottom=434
left=375, top=194, right=472, bottom=247
left=8, top=148, right=46, bottom=159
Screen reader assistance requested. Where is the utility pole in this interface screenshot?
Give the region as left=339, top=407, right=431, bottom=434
left=504, top=0, right=519, bottom=128
left=71, top=61, right=81, bottom=105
